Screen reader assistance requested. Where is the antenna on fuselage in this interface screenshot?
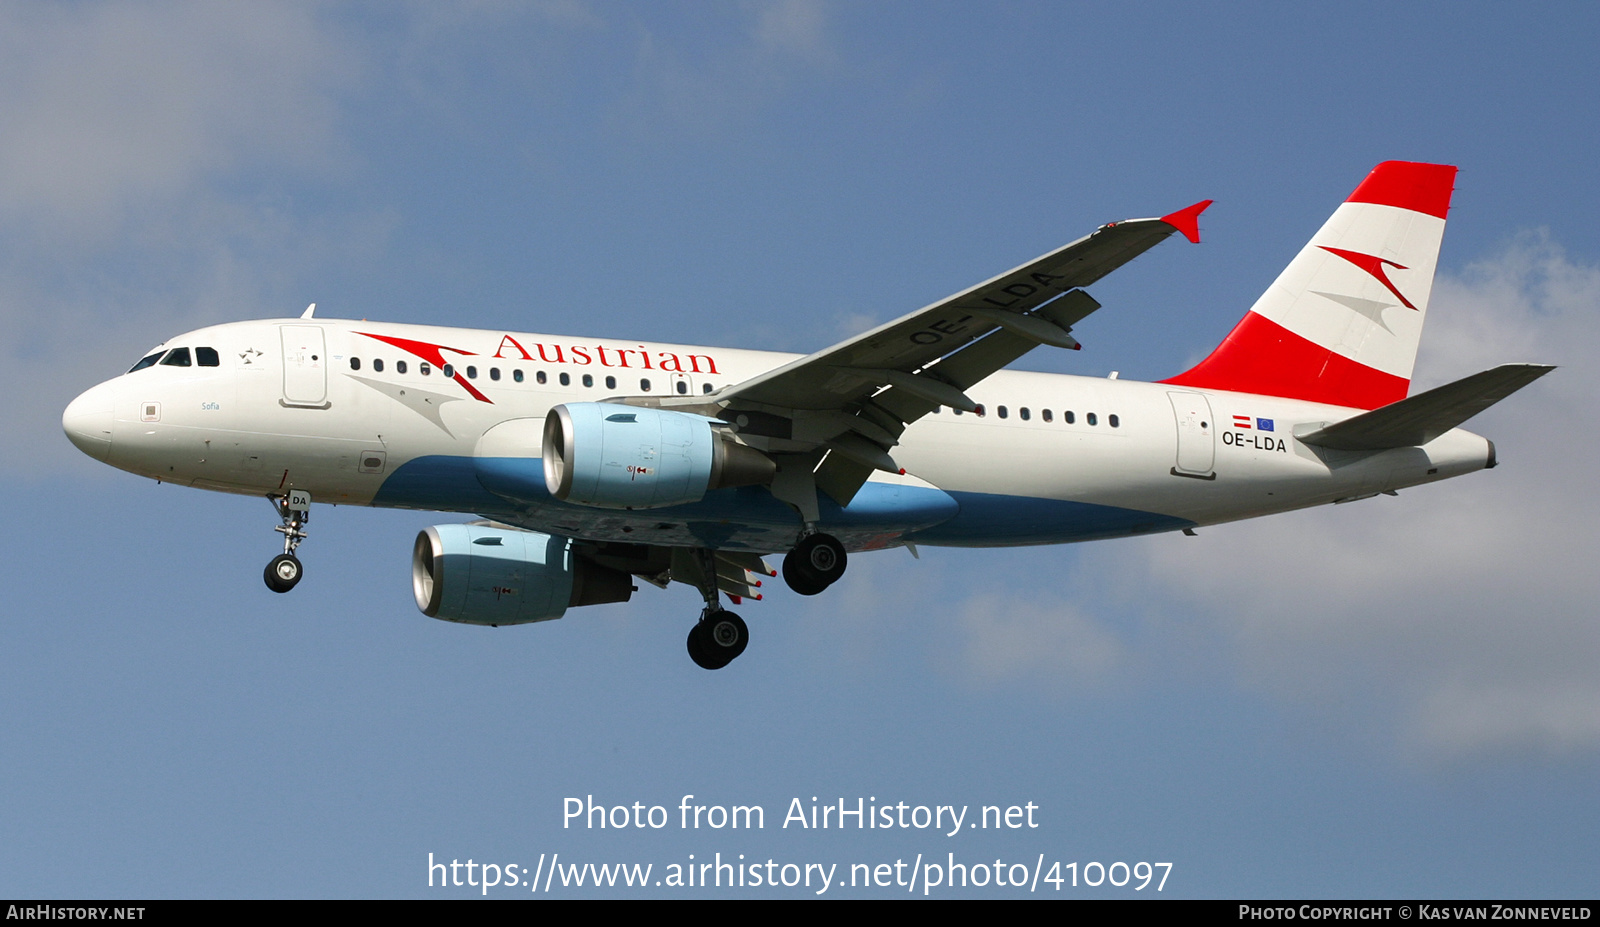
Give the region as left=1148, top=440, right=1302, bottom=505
left=301, top=303, right=316, bottom=319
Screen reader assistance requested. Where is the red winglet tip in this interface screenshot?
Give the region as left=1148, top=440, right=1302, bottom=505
left=1161, top=199, right=1212, bottom=244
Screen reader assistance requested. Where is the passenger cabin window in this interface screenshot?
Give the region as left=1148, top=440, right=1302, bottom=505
left=349, top=357, right=361, bottom=370
left=702, top=383, right=713, bottom=394
left=1109, top=414, right=1120, bottom=428
left=441, top=364, right=453, bottom=378
left=197, top=347, right=220, bottom=367
left=641, top=378, right=652, bottom=392
left=582, top=374, right=593, bottom=388
left=160, top=347, right=192, bottom=367
left=373, top=359, right=384, bottom=372
left=559, top=373, right=570, bottom=386
left=1042, top=409, right=1053, bottom=422
left=1020, top=407, right=1030, bottom=421
left=466, top=366, right=477, bottom=379
left=1064, top=410, right=1075, bottom=424
left=420, top=363, right=431, bottom=376
left=997, top=405, right=1009, bottom=419
left=1087, top=412, right=1098, bottom=426
left=605, top=375, right=616, bottom=390
left=396, top=361, right=408, bottom=374
left=489, top=367, right=500, bottom=381
left=676, top=380, right=688, bottom=395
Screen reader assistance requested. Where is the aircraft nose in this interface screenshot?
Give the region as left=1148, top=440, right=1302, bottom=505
left=63, top=385, right=115, bottom=461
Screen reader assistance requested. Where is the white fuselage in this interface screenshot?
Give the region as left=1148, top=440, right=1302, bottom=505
left=63, top=316, right=1494, bottom=554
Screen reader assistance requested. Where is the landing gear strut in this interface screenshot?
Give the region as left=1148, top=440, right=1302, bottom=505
left=683, top=547, right=748, bottom=670
left=782, top=532, right=846, bottom=596
left=264, top=490, right=310, bottom=593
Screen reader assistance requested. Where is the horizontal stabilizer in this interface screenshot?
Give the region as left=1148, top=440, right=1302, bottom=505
left=1298, top=364, right=1555, bottom=451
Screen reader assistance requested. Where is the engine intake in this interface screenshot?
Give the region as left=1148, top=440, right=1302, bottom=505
left=412, top=524, right=633, bottom=626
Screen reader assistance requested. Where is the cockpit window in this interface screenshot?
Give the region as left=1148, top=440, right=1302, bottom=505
left=196, top=347, right=220, bottom=367
left=159, top=348, right=192, bottom=367
left=128, top=351, right=164, bottom=373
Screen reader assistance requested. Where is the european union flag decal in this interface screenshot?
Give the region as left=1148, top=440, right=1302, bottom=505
left=1256, top=418, right=1275, bottom=432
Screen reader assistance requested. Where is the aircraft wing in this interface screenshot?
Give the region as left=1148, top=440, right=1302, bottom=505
left=722, top=200, right=1211, bottom=412
left=633, top=201, right=1211, bottom=505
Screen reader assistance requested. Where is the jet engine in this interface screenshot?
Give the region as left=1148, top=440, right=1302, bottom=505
left=412, top=523, right=633, bottom=625
left=542, top=403, right=775, bottom=509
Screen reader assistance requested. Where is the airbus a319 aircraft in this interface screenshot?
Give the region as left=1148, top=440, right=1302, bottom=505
left=63, top=162, right=1551, bottom=669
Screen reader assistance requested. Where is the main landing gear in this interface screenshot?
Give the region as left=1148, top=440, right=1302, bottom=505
left=683, top=547, right=750, bottom=670
left=264, top=490, right=311, bottom=593
left=687, top=609, right=748, bottom=670
left=782, top=532, right=847, bottom=596
left=685, top=533, right=843, bottom=666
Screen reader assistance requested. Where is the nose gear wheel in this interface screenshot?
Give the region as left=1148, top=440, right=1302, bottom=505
left=265, top=553, right=303, bottom=593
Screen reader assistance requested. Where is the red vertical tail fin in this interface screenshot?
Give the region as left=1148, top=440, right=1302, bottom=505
left=1163, top=162, right=1458, bottom=410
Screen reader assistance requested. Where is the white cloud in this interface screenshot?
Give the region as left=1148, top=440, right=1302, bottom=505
left=951, top=594, right=1126, bottom=688
left=0, top=2, right=356, bottom=239
left=832, top=311, right=883, bottom=339
left=1413, top=681, right=1600, bottom=758
left=615, top=2, right=839, bottom=136
left=748, top=0, right=831, bottom=61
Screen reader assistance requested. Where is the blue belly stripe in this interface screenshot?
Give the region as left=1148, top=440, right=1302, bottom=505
left=910, top=491, right=1193, bottom=547
left=373, top=455, right=1189, bottom=548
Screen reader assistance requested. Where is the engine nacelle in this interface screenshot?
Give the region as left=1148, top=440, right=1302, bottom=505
left=542, top=403, right=775, bottom=509
left=412, top=524, right=633, bottom=626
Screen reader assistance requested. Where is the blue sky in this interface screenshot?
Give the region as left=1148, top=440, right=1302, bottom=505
left=4, top=2, right=1597, bottom=898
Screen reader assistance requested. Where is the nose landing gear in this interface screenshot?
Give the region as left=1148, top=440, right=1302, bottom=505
left=264, top=490, right=310, bottom=593
left=782, top=532, right=847, bottom=596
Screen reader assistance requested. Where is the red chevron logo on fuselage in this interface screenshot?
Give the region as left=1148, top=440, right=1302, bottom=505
left=1319, top=247, right=1417, bottom=309
left=355, top=331, right=493, bottom=403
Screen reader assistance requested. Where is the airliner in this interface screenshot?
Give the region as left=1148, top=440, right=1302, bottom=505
left=62, top=162, right=1550, bottom=669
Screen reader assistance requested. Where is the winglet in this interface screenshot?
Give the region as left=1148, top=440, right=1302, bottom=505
left=1161, top=200, right=1212, bottom=244
left=301, top=303, right=317, bottom=319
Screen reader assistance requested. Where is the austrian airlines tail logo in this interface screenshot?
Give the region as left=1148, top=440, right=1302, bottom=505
left=1319, top=247, right=1417, bottom=309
